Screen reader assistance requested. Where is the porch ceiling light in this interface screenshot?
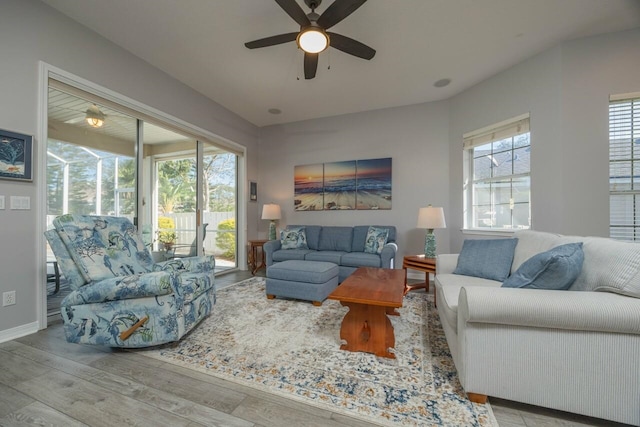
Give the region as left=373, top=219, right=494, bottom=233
left=85, top=104, right=106, bottom=128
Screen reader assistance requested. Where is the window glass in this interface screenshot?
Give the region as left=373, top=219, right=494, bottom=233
left=464, top=116, right=531, bottom=230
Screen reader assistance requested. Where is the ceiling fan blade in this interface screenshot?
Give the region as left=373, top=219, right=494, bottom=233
left=327, top=32, right=375, bottom=60
left=317, top=0, right=367, bottom=29
left=304, top=52, right=318, bottom=79
left=245, top=32, right=298, bottom=49
left=275, top=0, right=310, bottom=27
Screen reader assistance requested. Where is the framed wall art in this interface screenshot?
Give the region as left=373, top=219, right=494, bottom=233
left=250, top=181, right=257, bottom=201
left=0, top=128, right=33, bottom=182
left=293, top=157, right=392, bottom=211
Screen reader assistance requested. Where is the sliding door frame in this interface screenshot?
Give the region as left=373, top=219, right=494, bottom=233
left=37, top=62, right=247, bottom=330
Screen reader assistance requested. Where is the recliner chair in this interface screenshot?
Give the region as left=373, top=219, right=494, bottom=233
left=45, top=214, right=215, bottom=348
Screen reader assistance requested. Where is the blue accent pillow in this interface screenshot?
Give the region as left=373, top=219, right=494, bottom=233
left=453, top=238, right=518, bottom=281
left=280, top=227, right=308, bottom=250
left=502, top=242, right=584, bottom=290
left=364, top=226, right=389, bottom=254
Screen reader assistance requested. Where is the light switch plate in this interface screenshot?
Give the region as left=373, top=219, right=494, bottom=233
left=0, top=195, right=4, bottom=210
left=10, top=196, right=30, bottom=210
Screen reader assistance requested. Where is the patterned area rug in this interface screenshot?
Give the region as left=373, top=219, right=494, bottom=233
left=139, top=277, right=497, bottom=426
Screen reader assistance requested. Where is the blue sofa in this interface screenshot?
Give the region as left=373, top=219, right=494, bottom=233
left=264, top=225, right=397, bottom=282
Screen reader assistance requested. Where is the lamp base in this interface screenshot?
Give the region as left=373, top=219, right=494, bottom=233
left=269, top=221, right=277, bottom=241
left=424, top=230, right=436, bottom=258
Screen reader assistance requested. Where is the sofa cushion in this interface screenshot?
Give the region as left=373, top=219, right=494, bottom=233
left=363, top=226, right=389, bottom=254
left=436, top=273, right=502, bottom=333
left=280, top=227, right=308, bottom=249
left=502, top=243, right=584, bottom=290
left=318, top=226, right=353, bottom=252
left=341, top=252, right=382, bottom=268
left=571, top=236, right=640, bottom=298
left=453, top=238, right=518, bottom=282
left=289, top=225, right=322, bottom=250
left=305, top=251, right=346, bottom=264
left=512, top=230, right=580, bottom=273
left=352, top=225, right=396, bottom=252
left=273, top=249, right=314, bottom=262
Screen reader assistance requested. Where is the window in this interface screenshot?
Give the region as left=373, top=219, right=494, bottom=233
left=463, top=115, right=531, bottom=231
left=609, top=94, right=640, bottom=241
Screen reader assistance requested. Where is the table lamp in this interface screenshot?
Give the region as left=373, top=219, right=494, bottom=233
left=417, top=205, right=446, bottom=258
left=262, top=203, right=281, bottom=241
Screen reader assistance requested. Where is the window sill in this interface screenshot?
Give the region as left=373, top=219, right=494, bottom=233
left=461, top=228, right=518, bottom=237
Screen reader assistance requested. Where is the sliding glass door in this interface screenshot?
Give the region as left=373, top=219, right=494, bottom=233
left=46, top=81, right=239, bottom=316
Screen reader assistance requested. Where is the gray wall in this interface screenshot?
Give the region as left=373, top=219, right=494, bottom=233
left=259, top=101, right=451, bottom=259
left=260, top=28, right=640, bottom=258
left=0, top=0, right=259, bottom=336
left=449, top=28, right=640, bottom=250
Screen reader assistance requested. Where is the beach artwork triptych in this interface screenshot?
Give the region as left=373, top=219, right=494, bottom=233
left=294, top=157, right=392, bottom=211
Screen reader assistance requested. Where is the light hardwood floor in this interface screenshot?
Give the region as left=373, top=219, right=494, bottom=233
left=0, top=270, right=628, bottom=426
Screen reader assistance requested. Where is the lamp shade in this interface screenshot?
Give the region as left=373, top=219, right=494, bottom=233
left=261, top=204, right=281, bottom=220
left=417, top=206, right=446, bottom=229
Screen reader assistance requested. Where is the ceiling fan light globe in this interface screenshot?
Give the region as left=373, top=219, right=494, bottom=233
left=297, top=29, right=328, bottom=54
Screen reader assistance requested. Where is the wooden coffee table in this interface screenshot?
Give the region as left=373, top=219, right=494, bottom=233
left=328, top=267, right=405, bottom=359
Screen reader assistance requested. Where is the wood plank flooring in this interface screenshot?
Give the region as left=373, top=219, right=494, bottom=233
left=0, top=269, right=629, bottom=426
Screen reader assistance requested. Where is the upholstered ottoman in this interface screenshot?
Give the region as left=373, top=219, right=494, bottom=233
left=266, top=260, right=339, bottom=306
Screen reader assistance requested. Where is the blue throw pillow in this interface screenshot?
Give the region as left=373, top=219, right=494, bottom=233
left=364, top=226, right=389, bottom=254
left=502, top=242, right=584, bottom=290
left=280, top=227, right=308, bottom=250
left=453, top=238, right=518, bottom=282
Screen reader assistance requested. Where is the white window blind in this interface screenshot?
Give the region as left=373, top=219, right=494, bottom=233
left=609, top=95, right=640, bottom=241
left=463, top=115, right=531, bottom=230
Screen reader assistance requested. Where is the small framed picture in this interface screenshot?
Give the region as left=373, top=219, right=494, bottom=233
left=0, top=128, right=33, bottom=182
left=250, top=181, right=257, bottom=202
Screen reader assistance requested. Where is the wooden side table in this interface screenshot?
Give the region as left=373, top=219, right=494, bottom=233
left=248, top=239, right=268, bottom=275
left=402, top=255, right=436, bottom=295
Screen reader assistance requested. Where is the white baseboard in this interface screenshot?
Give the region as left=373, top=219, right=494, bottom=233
left=0, top=321, right=39, bottom=344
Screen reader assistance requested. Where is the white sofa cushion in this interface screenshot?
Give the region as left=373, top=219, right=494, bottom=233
left=572, top=236, right=640, bottom=298
left=436, top=273, right=501, bottom=333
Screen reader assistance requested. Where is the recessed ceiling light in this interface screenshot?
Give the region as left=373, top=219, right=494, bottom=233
left=434, top=78, right=451, bottom=88
left=268, top=108, right=282, bottom=115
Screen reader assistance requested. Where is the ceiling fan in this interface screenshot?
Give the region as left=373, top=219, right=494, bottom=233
left=244, top=0, right=375, bottom=80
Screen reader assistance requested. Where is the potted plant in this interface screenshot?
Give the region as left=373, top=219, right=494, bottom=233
left=157, top=216, right=177, bottom=250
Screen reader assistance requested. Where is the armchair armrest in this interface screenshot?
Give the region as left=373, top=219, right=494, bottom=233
left=264, top=239, right=281, bottom=266
left=153, top=255, right=215, bottom=274
left=62, top=271, right=173, bottom=306
left=458, top=286, right=640, bottom=334
left=436, top=254, right=459, bottom=274
left=380, top=242, right=398, bottom=269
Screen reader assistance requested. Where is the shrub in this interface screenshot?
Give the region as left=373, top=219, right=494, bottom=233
left=216, top=218, right=236, bottom=259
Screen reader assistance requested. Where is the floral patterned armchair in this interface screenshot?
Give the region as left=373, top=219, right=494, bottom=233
left=45, top=214, right=215, bottom=348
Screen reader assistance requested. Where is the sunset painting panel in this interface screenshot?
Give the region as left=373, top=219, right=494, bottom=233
left=356, top=157, right=392, bottom=210
left=323, top=160, right=356, bottom=210
left=294, top=163, right=324, bottom=211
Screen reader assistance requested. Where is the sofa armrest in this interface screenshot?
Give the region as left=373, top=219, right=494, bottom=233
left=264, top=239, right=281, bottom=266
left=61, top=271, right=173, bottom=306
left=153, top=255, right=215, bottom=274
left=380, top=242, right=397, bottom=268
left=458, top=286, right=640, bottom=334
left=436, top=254, right=459, bottom=275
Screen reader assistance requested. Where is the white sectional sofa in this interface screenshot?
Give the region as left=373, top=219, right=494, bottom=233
left=435, top=230, right=640, bottom=426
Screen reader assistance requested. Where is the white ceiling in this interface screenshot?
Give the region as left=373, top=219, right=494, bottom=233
left=42, top=0, right=640, bottom=127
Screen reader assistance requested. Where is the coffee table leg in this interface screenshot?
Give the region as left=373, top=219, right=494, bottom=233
left=339, top=302, right=395, bottom=359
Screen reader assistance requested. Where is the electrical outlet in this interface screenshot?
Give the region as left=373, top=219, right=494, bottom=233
left=2, top=291, right=16, bottom=306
